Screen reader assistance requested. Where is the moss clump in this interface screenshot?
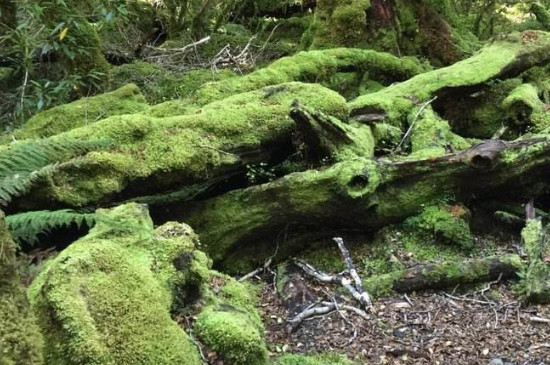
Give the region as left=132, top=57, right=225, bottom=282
left=516, top=219, right=550, bottom=303
left=28, top=203, right=203, bottom=365
left=405, top=204, right=474, bottom=250
left=273, top=352, right=356, bottom=365
left=531, top=3, right=550, bottom=30
left=110, top=62, right=236, bottom=104
left=195, top=305, right=267, bottom=365
left=503, top=83, right=545, bottom=121
left=14, top=84, right=148, bottom=139
left=0, top=210, right=43, bottom=365
left=408, top=107, right=471, bottom=159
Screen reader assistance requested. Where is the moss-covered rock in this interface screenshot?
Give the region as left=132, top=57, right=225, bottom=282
left=28, top=203, right=204, bottom=365
left=12, top=84, right=148, bottom=140
left=0, top=210, right=43, bottom=365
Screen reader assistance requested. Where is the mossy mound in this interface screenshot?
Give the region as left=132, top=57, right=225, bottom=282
left=405, top=204, right=474, bottom=250
left=28, top=203, right=204, bottom=365
left=12, top=84, right=149, bottom=140
left=28, top=203, right=268, bottom=365
left=0, top=210, right=43, bottom=365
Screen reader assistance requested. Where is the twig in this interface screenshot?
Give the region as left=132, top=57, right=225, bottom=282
left=530, top=316, right=550, bottom=324
left=238, top=258, right=272, bottom=282
left=334, top=237, right=371, bottom=308
left=287, top=304, right=336, bottom=330
left=146, top=36, right=211, bottom=54
left=395, top=96, right=438, bottom=152
left=320, top=301, right=369, bottom=320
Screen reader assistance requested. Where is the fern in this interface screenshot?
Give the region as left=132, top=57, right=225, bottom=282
left=6, top=209, right=96, bottom=245
left=0, top=138, right=110, bottom=205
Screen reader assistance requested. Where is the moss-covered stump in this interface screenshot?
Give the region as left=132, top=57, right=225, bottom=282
left=364, top=254, right=523, bottom=297
left=503, top=83, right=546, bottom=122
left=12, top=82, right=349, bottom=209
left=28, top=204, right=203, bottom=364
left=517, top=219, right=550, bottom=303
left=10, top=84, right=149, bottom=140
left=349, top=31, right=550, bottom=127
left=531, top=3, right=550, bottom=31
left=167, top=137, right=550, bottom=271
left=0, top=210, right=43, bottom=365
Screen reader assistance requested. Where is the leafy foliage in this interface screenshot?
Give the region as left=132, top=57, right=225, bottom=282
left=6, top=209, right=96, bottom=245
left=0, top=138, right=110, bottom=205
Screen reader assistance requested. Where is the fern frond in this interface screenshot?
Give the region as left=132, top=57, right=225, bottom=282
left=0, top=138, right=110, bottom=205
left=6, top=209, right=96, bottom=245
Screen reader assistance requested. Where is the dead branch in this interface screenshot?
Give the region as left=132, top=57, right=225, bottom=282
left=334, top=237, right=371, bottom=308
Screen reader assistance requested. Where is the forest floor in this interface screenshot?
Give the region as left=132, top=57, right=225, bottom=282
left=261, top=280, right=550, bottom=365
left=259, top=281, right=550, bottom=365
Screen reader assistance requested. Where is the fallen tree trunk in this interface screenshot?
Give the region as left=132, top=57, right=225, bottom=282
left=364, top=254, right=523, bottom=296
left=349, top=31, right=550, bottom=126
left=165, top=137, right=550, bottom=270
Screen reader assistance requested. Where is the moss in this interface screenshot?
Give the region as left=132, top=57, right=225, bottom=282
left=531, top=3, right=550, bottom=30
left=363, top=270, right=404, bottom=298
left=28, top=203, right=204, bottom=365
left=405, top=204, right=474, bottom=250
left=193, top=47, right=426, bottom=105
left=408, top=107, right=472, bottom=158
left=349, top=32, right=550, bottom=127
left=273, top=352, right=356, bottom=365
left=26, top=82, right=348, bottom=208
left=516, top=219, right=550, bottom=303
left=195, top=305, right=268, bottom=365
left=14, top=84, right=148, bottom=139
left=531, top=110, right=550, bottom=132
left=503, top=83, right=545, bottom=121
left=110, top=62, right=237, bottom=104
left=0, top=211, right=43, bottom=365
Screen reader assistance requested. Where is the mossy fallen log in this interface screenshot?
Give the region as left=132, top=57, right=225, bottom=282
left=28, top=203, right=268, bottom=365
left=363, top=254, right=523, bottom=297
left=349, top=31, right=550, bottom=127
left=165, top=137, right=550, bottom=270
left=8, top=82, right=349, bottom=210
left=0, top=210, right=43, bottom=364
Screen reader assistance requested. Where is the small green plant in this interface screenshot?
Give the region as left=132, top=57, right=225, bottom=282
left=6, top=209, right=96, bottom=245
left=246, top=162, right=276, bottom=185
left=0, top=138, right=110, bottom=205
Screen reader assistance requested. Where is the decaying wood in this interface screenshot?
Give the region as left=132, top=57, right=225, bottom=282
left=333, top=237, right=371, bottom=308
left=364, top=255, right=523, bottom=294
left=172, top=137, right=550, bottom=269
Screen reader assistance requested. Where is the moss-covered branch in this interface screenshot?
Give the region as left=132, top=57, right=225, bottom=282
left=349, top=31, right=550, bottom=126
left=364, top=254, right=523, bottom=297
left=166, top=137, right=550, bottom=270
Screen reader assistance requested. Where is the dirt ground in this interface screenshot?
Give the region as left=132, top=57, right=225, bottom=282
left=259, top=279, right=550, bottom=365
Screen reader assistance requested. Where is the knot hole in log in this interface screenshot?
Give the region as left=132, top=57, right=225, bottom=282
left=466, top=140, right=507, bottom=170
left=348, top=174, right=370, bottom=189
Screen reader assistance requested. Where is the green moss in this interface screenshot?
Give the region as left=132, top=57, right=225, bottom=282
left=195, top=306, right=268, bottom=365
left=23, top=82, right=348, bottom=208
left=531, top=111, right=550, bottom=132
left=503, top=83, right=545, bottom=121
left=28, top=203, right=204, bottom=365
left=531, top=3, right=550, bottom=30
left=349, top=32, right=550, bottom=127
left=363, top=270, right=404, bottom=298
left=273, top=352, right=356, bottom=365
left=516, top=219, right=550, bottom=303
left=193, top=47, right=425, bottom=105
left=0, top=211, right=43, bottom=365
left=110, top=62, right=237, bottom=104
left=14, top=84, right=148, bottom=139
left=405, top=204, right=474, bottom=250
left=408, top=107, right=472, bottom=159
